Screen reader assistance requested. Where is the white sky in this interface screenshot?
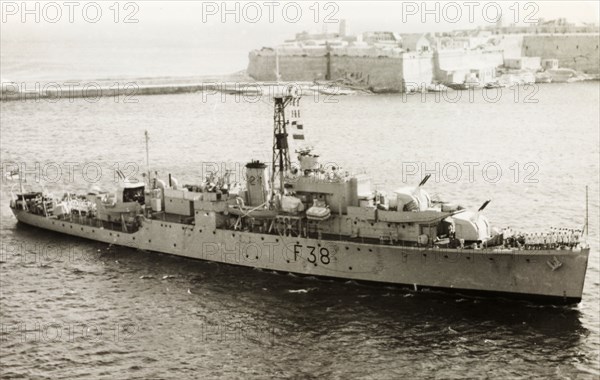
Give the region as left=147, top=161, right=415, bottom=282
left=1, top=1, right=598, bottom=78
left=3, top=1, right=599, bottom=37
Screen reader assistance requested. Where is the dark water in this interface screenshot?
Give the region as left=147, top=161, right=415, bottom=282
left=1, top=83, right=599, bottom=379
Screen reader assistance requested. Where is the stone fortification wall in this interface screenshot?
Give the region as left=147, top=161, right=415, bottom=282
left=522, top=34, right=599, bottom=73
left=330, top=55, right=404, bottom=91
left=247, top=51, right=328, bottom=82
left=247, top=49, right=433, bottom=92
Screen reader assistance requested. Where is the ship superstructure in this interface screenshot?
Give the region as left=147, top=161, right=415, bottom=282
left=9, top=89, right=591, bottom=304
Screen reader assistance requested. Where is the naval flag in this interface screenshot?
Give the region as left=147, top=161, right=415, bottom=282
left=288, top=98, right=306, bottom=143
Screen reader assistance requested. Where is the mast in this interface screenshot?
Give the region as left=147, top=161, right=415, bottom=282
left=325, top=42, right=331, bottom=81
left=271, top=96, right=292, bottom=198
left=18, top=166, right=27, bottom=211
left=585, top=185, right=589, bottom=239
left=270, top=85, right=302, bottom=201
left=275, top=48, right=281, bottom=82
left=18, top=167, right=23, bottom=195
left=145, top=130, right=151, bottom=187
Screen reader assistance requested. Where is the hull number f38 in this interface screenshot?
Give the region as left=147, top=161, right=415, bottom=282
left=293, top=244, right=331, bottom=265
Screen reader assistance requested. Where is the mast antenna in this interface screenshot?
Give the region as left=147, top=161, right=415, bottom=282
left=270, top=85, right=301, bottom=201
left=18, top=166, right=27, bottom=211
left=585, top=185, right=589, bottom=239
left=271, top=96, right=291, bottom=198
left=145, top=130, right=151, bottom=186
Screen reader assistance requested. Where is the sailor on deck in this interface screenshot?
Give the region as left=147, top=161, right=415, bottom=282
left=541, top=232, right=548, bottom=249
left=568, top=229, right=574, bottom=248
left=574, top=229, right=581, bottom=247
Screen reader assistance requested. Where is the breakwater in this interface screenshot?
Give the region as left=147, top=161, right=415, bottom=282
left=0, top=78, right=358, bottom=102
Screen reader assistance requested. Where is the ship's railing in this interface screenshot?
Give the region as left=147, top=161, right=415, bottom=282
left=270, top=227, right=586, bottom=254
left=53, top=212, right=140, bottom=234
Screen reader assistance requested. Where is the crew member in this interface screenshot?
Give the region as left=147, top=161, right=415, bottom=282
left=574, top=229, right=581, bottom=247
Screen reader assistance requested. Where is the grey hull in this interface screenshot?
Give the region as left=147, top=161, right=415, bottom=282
left=12, top=209, right=590, bottom=304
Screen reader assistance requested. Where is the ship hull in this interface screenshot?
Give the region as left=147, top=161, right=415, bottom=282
left=12, top=209, right=589, bottom=304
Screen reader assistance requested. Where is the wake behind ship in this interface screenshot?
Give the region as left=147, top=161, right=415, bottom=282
left=9, top=89, right=591, bottom=304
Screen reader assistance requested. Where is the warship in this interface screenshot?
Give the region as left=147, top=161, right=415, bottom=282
left=9, top=89, right=591, bottom=304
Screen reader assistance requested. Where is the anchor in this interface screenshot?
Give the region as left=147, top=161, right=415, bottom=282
left=547, top=256, right=563, bottom=271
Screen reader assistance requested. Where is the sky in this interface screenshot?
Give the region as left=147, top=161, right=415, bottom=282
left=1, top=1, right=599, bottom=79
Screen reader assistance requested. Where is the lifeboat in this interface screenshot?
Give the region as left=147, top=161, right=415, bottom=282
left=306, top=200, right=331, bottom=221
left=281, top=195, right=304, bottom=214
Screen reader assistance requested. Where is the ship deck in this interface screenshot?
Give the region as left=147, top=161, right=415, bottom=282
left=21, top=209, right=587, bottom=256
